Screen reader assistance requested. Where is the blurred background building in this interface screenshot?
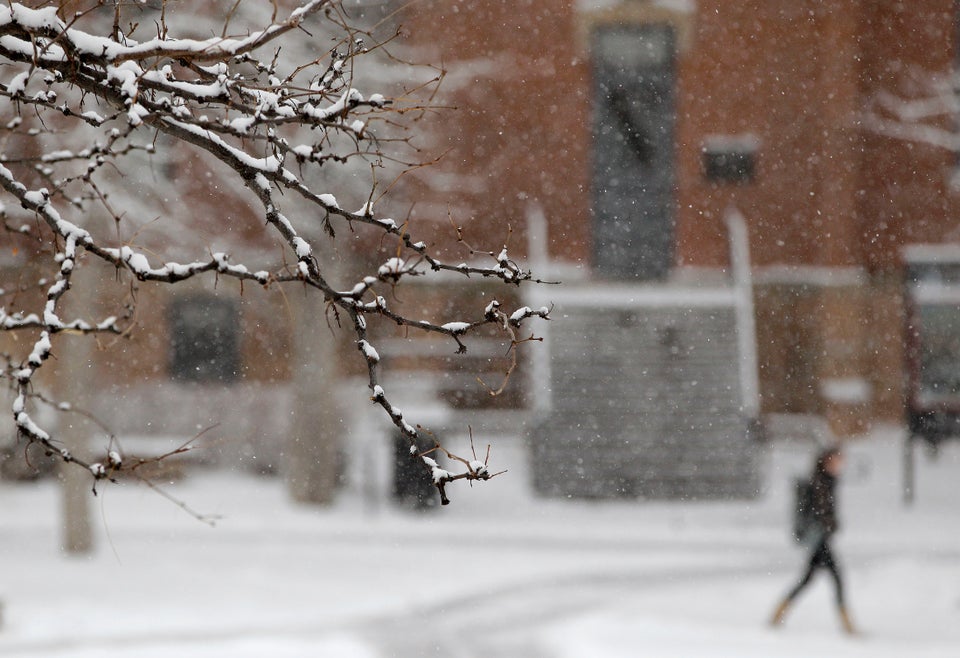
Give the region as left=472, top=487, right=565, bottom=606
left=4, top=0, right=960, bottom=501
left=392, top=0, right=960, bottom=497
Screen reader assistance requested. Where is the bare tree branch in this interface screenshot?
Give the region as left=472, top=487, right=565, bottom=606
left=0, top=1, right=549, bottom=506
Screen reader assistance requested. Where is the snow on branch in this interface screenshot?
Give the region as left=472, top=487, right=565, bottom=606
left=862, top=67, right=960, bottom=152
left=0, top=1, right=549, bottom=506
left=416, top=430, right=503, bottom=506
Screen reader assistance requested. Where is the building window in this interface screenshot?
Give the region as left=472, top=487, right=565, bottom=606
left=168, top=295, right=240, bottom=383
left=702, top=135, right=760, bottom=184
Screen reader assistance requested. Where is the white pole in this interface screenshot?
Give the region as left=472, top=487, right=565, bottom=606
left=724, top=207, right=760, bottom=420
left=525, top=202, right=553, bottom=415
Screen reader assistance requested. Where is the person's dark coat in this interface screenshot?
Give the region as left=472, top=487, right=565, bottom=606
left=810, top=450, right=839, bottom=538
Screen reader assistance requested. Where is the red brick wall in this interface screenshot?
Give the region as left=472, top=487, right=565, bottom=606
left=396, top=0, right=592, bottom=264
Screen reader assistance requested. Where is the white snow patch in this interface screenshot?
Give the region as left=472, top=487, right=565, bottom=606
left=821, top=378, right=872, bottom=404
left=358, top=340, right=380, bottom=363
left=318, top=193, right=338, bottom=208
left=441, top=322, right=470, bottom=333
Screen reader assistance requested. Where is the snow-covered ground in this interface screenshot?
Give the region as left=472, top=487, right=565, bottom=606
left=1, top=425, right=959, bottom=657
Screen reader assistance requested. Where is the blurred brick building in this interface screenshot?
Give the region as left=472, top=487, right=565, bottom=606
left=397, top=0, right=960, bottom=437
left=5, top=0, right=959, bottom=497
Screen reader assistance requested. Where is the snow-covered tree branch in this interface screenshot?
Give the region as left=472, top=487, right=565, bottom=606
left=863, top=66, right=960, bottom=152
left=0, top=1, right=548, bottom=505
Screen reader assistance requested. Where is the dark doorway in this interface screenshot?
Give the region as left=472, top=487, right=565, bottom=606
left=591, top=24, right=677, bottom=280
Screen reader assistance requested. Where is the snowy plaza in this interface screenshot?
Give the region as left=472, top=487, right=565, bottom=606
left=2, top=427, right=959, bottom=657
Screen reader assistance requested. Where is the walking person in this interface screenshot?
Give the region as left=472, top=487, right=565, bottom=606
left=770, top=446, right=857, bottom=634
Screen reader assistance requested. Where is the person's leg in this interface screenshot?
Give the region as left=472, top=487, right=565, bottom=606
left=821, top=542, right=857, bottom=634
left=770, top=543, right=825, bottom=625
left=820, top=542, right=845, bottom=607
left=788, top=541, right=828, bottom=600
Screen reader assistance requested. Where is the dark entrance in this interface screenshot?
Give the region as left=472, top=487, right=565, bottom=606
left=591, top=24, right=677, bottom=280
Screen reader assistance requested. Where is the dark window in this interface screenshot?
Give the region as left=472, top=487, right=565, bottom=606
left=703, top=148, right=756, bottom=183
left=917, top=304, right=960, bottom=398
left=168, top=295, right=240, bottom=383
left=591, top=24, right=677, bottom=281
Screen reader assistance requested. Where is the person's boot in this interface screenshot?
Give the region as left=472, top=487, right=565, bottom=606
left=769, top=599, right=791, bottom=627
left=838, top=606, right=857, bottom=635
